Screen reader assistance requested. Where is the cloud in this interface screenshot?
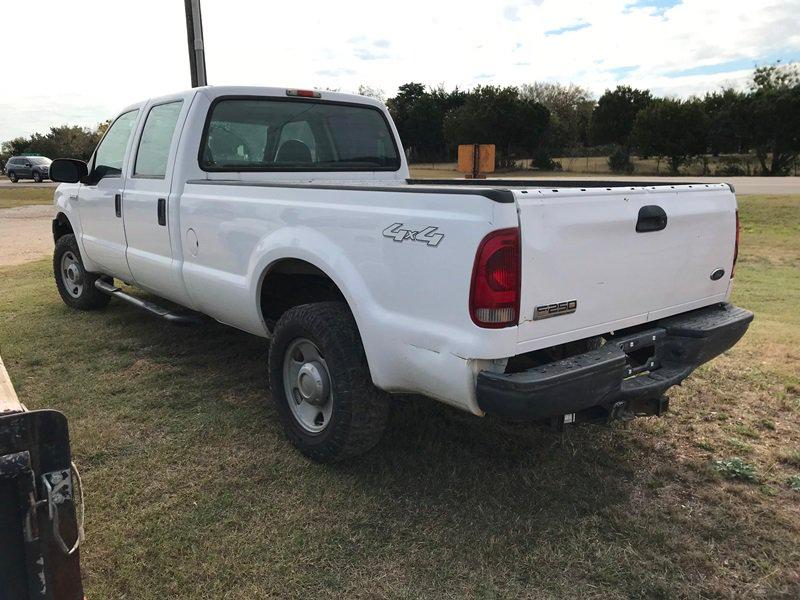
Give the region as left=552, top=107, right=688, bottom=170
left=353, top=48, right=390, bottom=61
left=315, top=68, right=355, bottom=77
left=503, top=5, right=521, bottom=21
left=608, top=65, right=639, bottom=80
left=545, top=22, right=590, bottom=36
left=1, top=0, right=799, bottom=140
left=625, top=0, right=682, bottom=16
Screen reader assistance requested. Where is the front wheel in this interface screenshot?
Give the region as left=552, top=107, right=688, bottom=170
left=268, top=302, right=389, bottom=462
left=33, top=171, right=42, bottom=182
left=53, top=234, right=111, bottom=310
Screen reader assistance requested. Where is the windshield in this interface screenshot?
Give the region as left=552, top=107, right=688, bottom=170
left=200, top=98, right=400, bottom=172
left=28, top=157, right=51, bottom=165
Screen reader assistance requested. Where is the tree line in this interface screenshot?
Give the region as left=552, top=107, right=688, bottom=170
left=385, top=62, right=799, bottom=175
left=2, top=63, right=798, bottom=176
left=0, top=121, right=113, bottom=170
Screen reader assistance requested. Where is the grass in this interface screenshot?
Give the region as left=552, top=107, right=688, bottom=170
left=1, top=195, right=799, bottom=598
left=0, top=187, right=54, bottom=209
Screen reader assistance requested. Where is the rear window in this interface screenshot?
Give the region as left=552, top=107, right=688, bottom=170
left=199, top=98, right=400, bottom=172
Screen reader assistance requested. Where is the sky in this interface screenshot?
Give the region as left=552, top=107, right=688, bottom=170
left=1, top=0, right=799, bottom=141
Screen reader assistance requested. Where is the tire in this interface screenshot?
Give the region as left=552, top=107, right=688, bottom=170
left=8, top=171, right=17, bottom=183
left=33, top=171, right=42, bottom=183
left=268, top=302, right=389, bottom=463
left=53, top=234, right=111, bottom=310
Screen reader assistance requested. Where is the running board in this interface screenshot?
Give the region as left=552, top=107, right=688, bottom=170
left=94, top=279, right=203, bottom=325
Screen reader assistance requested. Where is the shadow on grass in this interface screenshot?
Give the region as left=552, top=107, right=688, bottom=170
left=90, top=294, right=642, bottom=529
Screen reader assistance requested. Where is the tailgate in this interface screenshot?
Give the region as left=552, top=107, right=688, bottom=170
left=514, top=184, right=737, bottom=351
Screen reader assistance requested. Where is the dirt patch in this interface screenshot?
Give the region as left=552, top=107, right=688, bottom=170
left=0, top=205, right=54, bottom=267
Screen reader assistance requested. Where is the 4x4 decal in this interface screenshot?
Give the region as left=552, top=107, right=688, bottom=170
left=382, top=223, right=445, bottom=247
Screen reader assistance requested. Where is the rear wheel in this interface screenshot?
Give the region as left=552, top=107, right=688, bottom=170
left=53, top=234, right=111, bottom=310
left=8, top=171, right=17, bottom=183
left=268, top=302, right=389, bottom=462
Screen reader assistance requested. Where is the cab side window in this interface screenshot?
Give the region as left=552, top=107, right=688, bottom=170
left=92, top=109, right=139, bottom=179
left=134, top=101, right=183, bottom=178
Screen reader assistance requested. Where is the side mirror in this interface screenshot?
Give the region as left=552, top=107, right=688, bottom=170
left=25, top=162, right=32, bottom=167
left=50, top=159, right=88, bottom=184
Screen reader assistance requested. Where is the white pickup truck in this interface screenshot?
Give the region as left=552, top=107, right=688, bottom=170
left=49, top=86, right=752, bottom=462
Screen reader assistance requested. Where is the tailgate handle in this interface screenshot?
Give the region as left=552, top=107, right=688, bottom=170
left=636, top=205, right=667, bottom=232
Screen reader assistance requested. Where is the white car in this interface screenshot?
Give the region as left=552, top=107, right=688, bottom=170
left=49, top=86, right=753, bottom=462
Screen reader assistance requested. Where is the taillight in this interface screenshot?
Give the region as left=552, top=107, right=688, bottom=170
left=731, top=210, right=740, bottom=278
left=469, top=228, right=520, bottom=328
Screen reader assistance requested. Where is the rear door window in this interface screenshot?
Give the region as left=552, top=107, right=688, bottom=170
left=134, top=101, right=183, bottom=178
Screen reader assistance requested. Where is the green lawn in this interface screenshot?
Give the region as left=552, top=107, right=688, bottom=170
left=0, top=187, right=54, bottom=209
left=0, top=196, right=798, bottom=598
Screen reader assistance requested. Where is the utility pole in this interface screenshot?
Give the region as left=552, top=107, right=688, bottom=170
left=184, top=0, right=208, bottom=87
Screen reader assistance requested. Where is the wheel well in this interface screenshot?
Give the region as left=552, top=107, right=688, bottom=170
left=259, top=259, right=346, bottom=329
left=53, top=212, right=74, bottom=242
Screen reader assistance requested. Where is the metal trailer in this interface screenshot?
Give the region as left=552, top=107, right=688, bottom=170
left=0, top=356, right=84, bottom=600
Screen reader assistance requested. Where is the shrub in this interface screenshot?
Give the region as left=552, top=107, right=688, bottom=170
left=531, top=151, right=561, bottom=171
left=608, top=146, right=634, bottom=173
left=713, top=457, right=758, bottom=482
left=714, top=156, right=746, bottom=176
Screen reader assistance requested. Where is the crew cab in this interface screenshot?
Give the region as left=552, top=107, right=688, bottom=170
left=48, top=86, right=753, bottom=462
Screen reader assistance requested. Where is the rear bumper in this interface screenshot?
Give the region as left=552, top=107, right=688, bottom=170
left=476, top=303, right=753, bottom=420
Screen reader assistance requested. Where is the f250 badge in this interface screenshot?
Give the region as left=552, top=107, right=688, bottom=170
left=382, top=223, right=445, bottom=247
left=533, top=299, right=578, bottom=320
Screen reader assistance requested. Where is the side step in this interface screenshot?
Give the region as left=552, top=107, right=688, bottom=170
left=94, top=279, right=204, bottom=326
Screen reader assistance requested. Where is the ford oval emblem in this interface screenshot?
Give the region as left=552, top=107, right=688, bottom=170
left=710, top=268, right=725, bottom=281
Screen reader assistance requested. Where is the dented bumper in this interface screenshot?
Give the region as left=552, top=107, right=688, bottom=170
left=476, top=303, right=754, bottom=421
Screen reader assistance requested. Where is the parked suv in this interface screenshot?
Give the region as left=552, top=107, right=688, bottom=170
left=5, top=156, right=52, bottom=182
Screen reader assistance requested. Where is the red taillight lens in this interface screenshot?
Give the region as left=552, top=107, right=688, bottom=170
left=731, top=210, right=740, bottom=278
left=469, top=228, right=520, bottom=328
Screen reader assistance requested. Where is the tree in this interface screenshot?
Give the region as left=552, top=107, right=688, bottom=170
left=357, top=85, right=385, bottom=103
left=631, top=98, right=708, bottom=174
left=1, top=123, right=106, bottom=166
left=703, top=88, right=752, bottom=155
left=442, top=85, right=549, bottom=168
left=590, top=85, right=653, bottom=147
left=520, top=82, right=594, bottom=152
left=747, top=63, right=800, bottom=175
left=386, top=83, right=466, bottom=161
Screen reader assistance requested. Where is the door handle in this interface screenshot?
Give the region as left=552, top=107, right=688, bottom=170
left=114, top=193, right=122, bottom=218
left=636, top=205, right=667, bottom=233
left=157, top=198, right=167, bottom=226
